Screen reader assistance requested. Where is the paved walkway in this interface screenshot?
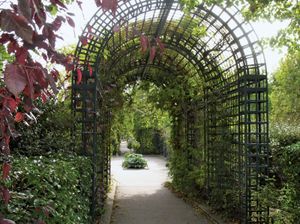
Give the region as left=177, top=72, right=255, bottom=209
left=110, top=142, right=211, bottom=224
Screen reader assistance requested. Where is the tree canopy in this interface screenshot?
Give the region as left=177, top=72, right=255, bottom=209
left=270, top=51, right=300, bottom=123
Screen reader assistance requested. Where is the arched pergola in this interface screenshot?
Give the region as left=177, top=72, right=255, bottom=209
left=71, top=1, right=269, bottom=223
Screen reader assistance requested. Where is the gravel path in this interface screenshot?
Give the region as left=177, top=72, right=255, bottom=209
left=110, top=142, right=211, bottom=224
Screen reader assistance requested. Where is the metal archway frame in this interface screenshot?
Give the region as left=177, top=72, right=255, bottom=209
left=72, top=0, right=269, bottom=223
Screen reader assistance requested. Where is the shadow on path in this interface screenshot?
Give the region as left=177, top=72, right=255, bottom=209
left=110, top=142, right=211, bottom=224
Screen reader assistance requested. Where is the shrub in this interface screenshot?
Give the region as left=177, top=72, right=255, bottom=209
left=270, top=122, right=300, bottom=147
left=253, top=123, right=300, bottom=223
left=111, top=129, right=121, bottom=155
left=0, top=154, right=92, bottom=223
left=258, top=141, right=300, bottom=223
left=122, top=153, right=148, bottom=169
left=127, top=138, right=140, bottom=151
left=134, top=128, right=165, bottom=154
left=10, top=100, right=74, bottom=156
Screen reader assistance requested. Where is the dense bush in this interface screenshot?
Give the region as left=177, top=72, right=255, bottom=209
left=134, top=128, right=165, bottom=154
left=110, top=127, right=121, bottom=155
left=127, top=138, right=140, bottom=151
left=10, top=100, right=74, bottom=156
left=122, top=153, right=148, bottom=169
left=0, top=154, right=92, bottom=223
left=270, top=123, right=300, bottom=146
left=168, top=115, right=205, bottom=198
left=257, top=124, right=300, bottom=223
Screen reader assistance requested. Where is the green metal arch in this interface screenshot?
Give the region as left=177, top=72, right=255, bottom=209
left=72, top=1, right=269, bottom=223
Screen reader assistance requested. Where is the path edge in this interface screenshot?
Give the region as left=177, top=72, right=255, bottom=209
left=194, top=202, right=225, bottom=224
left=100, top=179, right=117, bottom=224
left=164, top=182, right=225, bottom=224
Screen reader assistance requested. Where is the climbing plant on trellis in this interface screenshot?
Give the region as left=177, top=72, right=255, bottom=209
left=72, top=0, right=269, bottom=223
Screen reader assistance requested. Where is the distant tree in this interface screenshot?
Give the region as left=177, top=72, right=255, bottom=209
left=270, top=51, right=300, bottom=123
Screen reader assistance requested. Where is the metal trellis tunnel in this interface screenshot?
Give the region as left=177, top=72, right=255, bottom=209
left=71, top=0, right=269, bottom=223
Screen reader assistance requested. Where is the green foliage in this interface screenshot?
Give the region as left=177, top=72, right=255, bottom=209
left=110, top=118, right=122, bottom=155
left=166, top=96, right=243, bottom=219
left=110, top=130, right=121, bottom=155
left=113, top=107, right=135, bottom=141
left=122, top=153, right=148, bottom=169
left=168, top=113, right=205, bottom=197
left=0, top=45, right=13, bottom=74
left=127, top=138, right=140, bottom=151
left=135, top=128, right=164, bottom=154
left=257, top=49, right=300, bottom=223
left=179, top=0, right=202, bottom=11
left=257, top=141, right=300, bottom=223
left=270, top=51, right=300, bottom=124
left=131, top=85, right=172, bottom=130
left=270, top=123, right=300, bottom=147
left=181, top=0, right=300, bottom=51
left=169, top=149, right=194, bottom=193
left=241, top=0, right=300, bottom=51
left=0, top=154, right=92, bottom=223
left=115, top=83, right=171, bottom=155
left=11, top=100, right=73, bottom=156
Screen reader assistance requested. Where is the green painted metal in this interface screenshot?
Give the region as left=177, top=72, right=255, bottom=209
left=72, top=1, right=269, bottom=223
